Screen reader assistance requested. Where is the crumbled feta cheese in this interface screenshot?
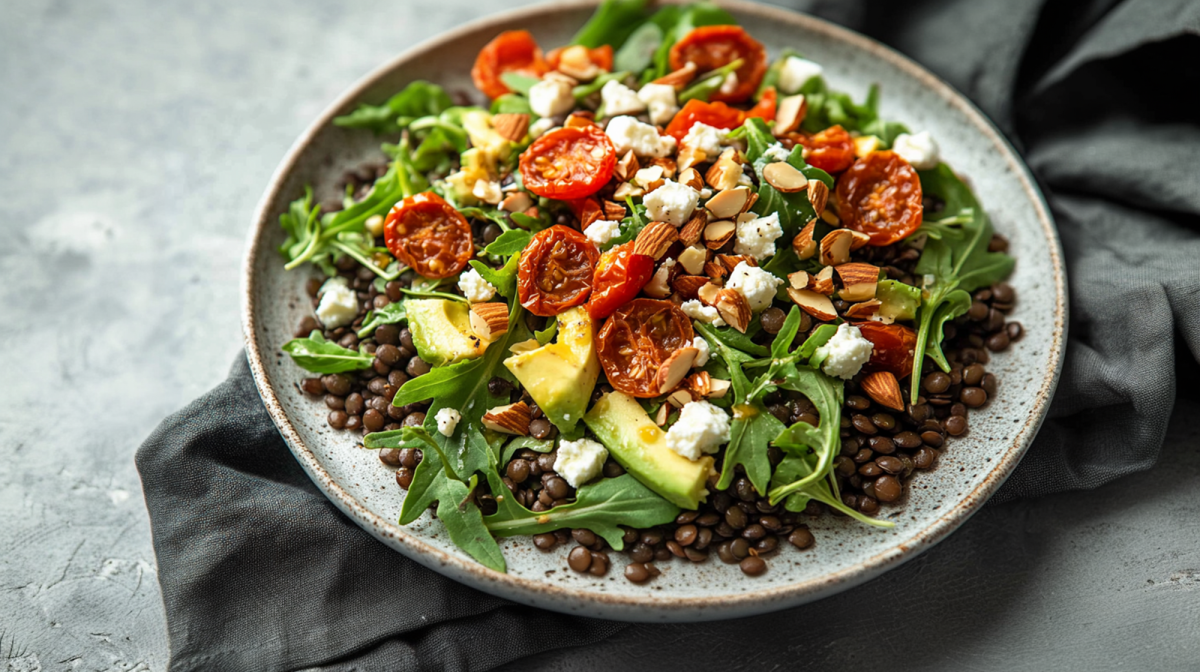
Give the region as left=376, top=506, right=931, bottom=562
left=814, top=323, right=874, bottom=380
left=315, top=278, right=358, bottom=329
left=763, top=143, right=792, bottom=163
left=681, top=122, right=728, bottom=157
left=644, top=258, right=675, bottom=298
left=698, top=187, right=713, bottom=199
left=555, top=438, right=608, bottom=488
left=666, top=400, right=731, bottom=461
left=584, top=219, right=621, bottom=246
left=892, top=131, right=941, bottom=170
left=719, top=71, right=739, bottom=96
left=457, top=267, right=497, bottom=303
left=529, top=117, right=556, bottom=139
left=600, top=80, right=646, bottom=116
left=778, top=56, right=824, bottom=94
left=472, top=178, right=502, bottom=205
left=681, top=299, right=725, bottom=327
left=529, top=79, right=575, bottom=118
left=691, top=336, right=710, bottom=367
left=637, top=82, right=678, bottom=125
left=736, top=171, right=754, bottom=188
left=726, top=261, right=783, bottom=312
left=605, top=116, right=676, bottom=157
left=733, top=211, right=784, bottom=261
left=642, top=180, right=699, bottom=227
left=435, top=408, right=461, bottom=437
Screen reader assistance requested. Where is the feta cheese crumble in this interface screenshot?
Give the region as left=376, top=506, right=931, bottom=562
left=637, top=82, right=679, bottom=125
left=726, top=262, right=784, bottom=312
left=681, top=299, right=725, bottom=327
left=315, top=277, right=358, bottom=329
left=642, top=179, right=699, bottom=226
left=600, top=80, right=646, bottom=116
left=733, top=211, right=784, bottom=261
left=529, top=79, right=575, bottom=118
left=666, top=400, right=731, bottom=461
left=457, top=267, right=497, bottom=303
left=529, top=117, right=556, bottom=139
left=691, top=336, right=710, bottom=367
left=681, top=122, right=729, bottom=157
left=584, top=219, right=622, bottom=246
left=763, top=142, right=792, bottom=163
left=435, top=408, right=461, bottom=437
left=892, top=131, right=941, bottom=170
left=814, top=323, right=874, bottom=380
left=604, top=115, right=676, bottom=158
left=555, top=438, right=608, bottom=488
left=778, top=56, right=824, bottom=94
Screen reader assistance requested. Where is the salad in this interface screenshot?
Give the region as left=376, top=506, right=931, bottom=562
left=279, top=0, right=1020, bottom=582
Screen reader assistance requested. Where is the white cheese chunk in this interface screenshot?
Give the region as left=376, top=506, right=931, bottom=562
left=605, top=115, right=676, bottom=158
left=726, top=262, right=783, bottom=312
left=778, top=56, right=824, bottom=94
left=691, top=336, right=710, bottom=368
left=457, top=267, right=497, bottom=303
left=892, top=131, right=941, bottom=170
left=642, top=180, right=699, bottom=227
left=681, top=299, right=725, bottom=327
left=733, top=211, right=784, bottom=261
left=763, top=142, right=792, bottom=163
left=555, top=438, right=608, bottom=488
left=637, top=82, right=679, bottom=125
left=600, top=80, right=646, bottom=116
left=666, top=400, right=731, bottom=461
left=814, top=323, right=874, bottom=380
left=681, top=122, right=728, bottom=157
left=584, top=218, right=621, bottom=246
left=529, top=79, right=576, bottom=118
left=529, top=117, right=556, bottom=139
left=435, top=408, right=461, bottom=437
left=315, top=277, right=358, bottom=329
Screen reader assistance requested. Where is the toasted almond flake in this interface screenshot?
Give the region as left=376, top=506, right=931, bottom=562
left=788, top=270, right=809, bottom=290
left=671, top=274, right=709, bottom=300
left=643, top=261, right=675, bottom=299
left=807, top=179, right=830, bottom=214
left=848, top=229, right=871, bottom=250
left=763, top=161, right=808, bottom=193
left=499, top=191, right=533, bottom=213
left=696, top=282, right=721, bottom=306
left=667, top=389, right=693, bottom=408
left=482, top=401, right=532, bottom=435
left=853, top=135, right=881, bottom=157
left=812, top=266, right=835, bottom=295
left=715, top=289, right=752, bottom=333
left=654, top=347, right=699, bottom=395
left=655, top=401, right=671, bottom=426
left=685, top=371, right=712, bottom=397
left=678, top=167, right=704, bottom=191
left=773, top=94, right=807, bottom=136
left=717, top=254, right=756, bottom=273
left=543, top=71, right=578, bottom=85
left=679, top=210, right=707, bottom=246
left=469, top=302, right=510, bottom=341
left=652, top=61, right=698, bottom=89
left=644, top=178, right=666, bottom=194
left=557, top=45, right=601, bottom=81
left=835, top=262, right=880, bottom=302
left=603, top=200, right=627, bottom=220
left=613, top=181, right=644, bottom=200
left=677, top=145, right=707, bottom=172
left=614, top=151, right=640, bottom=182
left=705, top=148, right=743, bottom=191
left=845, top=299, right=882, bottom=319
left=650, top=157, right=677, bottom=178
left=677, top=245, right=707, bottom=275
left=787, top=288, right=837, bottom=322
left=492, top=113, right=530, bottom=142
left=792, top=219, right=818, bottom=260
left=704, top=261, right=727, bottom=280
left=703, top=219, right=736, bottom=249
left=708, top=378, right=732, bottom=398
left=705, top=187, right=751, bottom=219
left=634, top=221, right=679, bottom=260
left=472, top=179, right=503, bottom=205
left=564, top=111, right=597, bottom=129
left=820, top=210, right=840, bottom=226
left=819, top=228, right=854, bottom=266
left=861, top=371, right=905, bottom=411
left=634, top=165, right=665, bottom=187
left=741, top=191, right=759, bottom=214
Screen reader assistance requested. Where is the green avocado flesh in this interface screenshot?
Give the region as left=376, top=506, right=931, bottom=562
left=503, top=306, right=599, bottom=433
left=406, top=298, right=487, bottom=366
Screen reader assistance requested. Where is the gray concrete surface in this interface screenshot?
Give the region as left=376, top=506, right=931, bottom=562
left=0, top=1, right=1196, bottom=670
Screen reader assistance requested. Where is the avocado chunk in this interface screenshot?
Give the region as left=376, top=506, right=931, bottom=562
left=406, top=298, right=487, bottom=366
left=876, top=279, right=922, bottom=321
left=503, top=306, right=598, bottom=432
left=584, top=391, right=712, bottom=509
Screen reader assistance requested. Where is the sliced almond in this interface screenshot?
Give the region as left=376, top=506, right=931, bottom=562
left=557, top=46, right=601, bottom=81
left=671, top=274, right=710, bottom=300
left=677, top=145, right=707, bottom=172
left=696, top=282, right=721, bottom=306
left=762, top=161, right=808, bottom=193
left=499, top=191, right=533, bottom=213
left=788, top=270, right=810, bottom=290
left=649, top=157, right=677, bottom=179
left=643, top=261, right=675, bottom=299
left=708, top=378, right=732, bottom=399
left=469, top=302, right=510, bottom=342
left=655, top=401, right=671, bottom=426
left=705, top=148, right=744, bottom=191
left=614, top=151, right=640, bottom=182
left=848, top=229, right=871, bottom=250
left=652, top=61, right=698, bottom=89
left=634, top=221, right=679, bottom=260
left=613, top=181, right=644, bottom=200
left=717, top=254, right=755, bottom=273
left=820, top=209, right=841, bottom=226
left=677, top=244, right=707, bottom=275
left=678, top=167, right=704, bottom=192
left=704, top=261, right=728, bottom=281
left=819, top=228, right=854, bottom=266
left=667, top=388, right=693, bottom=408
left=481, top=401, right=531, bottom=436
left=492, top=113, right=530, bottom=142
left=634, top=165, right=665, bottom=188
left=644, top=178, right=666, bottom=194
left=773, top=94, right=807, bottom=136
left=787, top=288, right=837, bottom=322
left=792, top=219, right=818, bottom=260
left=741, top=191, right=760, bottom=214
left=472, top=179, right=503, bottom=205
left=653, top=347, right=699, bottom=395
left=564, top=111, right=597, bottom=129
left=543, top=71, right=578, bottom=86
left=703, top=219, right=736, bottom=249
left=679, top=210, right=707, bottom=246
left=603, top=200, right=627, bottom=220
left=715, top=289, right=752, bottom=333
left=845, top=299, right=882, bottom=319
left=853, top=135, right=881, bottom=158
left=807, top=179, right=830, bottom=214
left=812, top=266, right=835, bottom=295
left=685, top=371, right=712, bottom=397
left=836, top=262, right=880, bottom=303
left=705, top=187, right=751, bottom=219
left=861, top=370, right=905, bottom=411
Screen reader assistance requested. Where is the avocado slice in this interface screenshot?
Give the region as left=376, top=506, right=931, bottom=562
left=503, top=306, right=598, bottom=432
left=406, top=298, right=488, bottom=366
left=876, top=280, right=922, bottom=322
left=584, top=391, right=713, bottom=509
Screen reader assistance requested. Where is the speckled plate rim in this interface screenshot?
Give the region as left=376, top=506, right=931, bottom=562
left=241, top=0, right=1067, bottom=621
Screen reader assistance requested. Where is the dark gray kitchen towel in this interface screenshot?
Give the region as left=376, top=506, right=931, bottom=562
left=136, top=0, right=1200, bottom=669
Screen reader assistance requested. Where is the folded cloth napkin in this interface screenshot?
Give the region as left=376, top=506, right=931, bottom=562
left=136, top=0, right=1200, bottom=669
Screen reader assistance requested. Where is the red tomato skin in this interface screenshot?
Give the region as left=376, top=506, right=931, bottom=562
left=519, top=126, right=617, bottom=200
left=517, top=225, right=601, bottom=316
left=546, top=45, right=613, bottom=73
left=854, top=322, right=919, bottom=379
left=791, top=125, right=855, bottom=174
left=586, top=243, right=655, bottom=320
left=383, top=191, right=473, bottom=279
left=664, top=99, right=746, bottom=142
left=745, top=86, right=777, bottom=122
left=836, top=150, right=924, bottom=246
left=471, top=30, right=548, bottom=100
left=668, top=25, right=767, bottom=103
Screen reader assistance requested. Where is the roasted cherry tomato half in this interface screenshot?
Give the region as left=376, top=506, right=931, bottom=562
left=471, top=30, right=549, bottom=100
left=854, top=321, right=919, bottom=379
left=836, top=150, right=924, bottom=246
left=596, top=299, right=696, bottom=398
left=586, top=242, right=655, bottom=320
left=383, top=191, right=473, bottom=280
left=669, top=25, right=767, bottom=103
left=744, top=85, right=777, bottom=122
left=517, top=225, right=601, bottom=316
left=790, top=124, right=855, bottom=174
left=664, top=98, right=745, bottom=142
left=546, top=44, right=613, bottom=74
left=565, top=196, right=605, bottom=230
left=519, top=126, right=617, bottom=200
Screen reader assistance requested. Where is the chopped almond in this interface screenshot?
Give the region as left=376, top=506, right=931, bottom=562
left=679, top=210, right=707, bottom=246
left=482, top=401, right=532, bottom=435
left=773, top=94, right=807, bottom=136
left=819, top=228, right=854, bottom=266
left=792, top=219, right=818, bottom=260
left=807, top=179, right=830, bottom=214
left=763, top=161, right=808, bottom=193
left=652, top=62, right=698, bottom=89
left=861, top=371, right=905, bottom=411
left=787, top=288, right=837, bottom=322
left=703, top=219, right=736, bottom=249
left=654, top=347, right=699, bottom=395
left=811, top=266, right=835, bottom=295
left=492, top=113, right=530, bottom=142
left=677, top=245, right=708, bottom=275
left=835, top=262, right=880, bottom=302
left=705, top=148, right=743, bottom=190
left=672, top=274, right=710, bottom=300
left=678, top=167, right=705, bottom=191
left=715, top=289, right=752, bottom=333
left=634, top=221, right=679, bottom=260
left=614, top=151, right=640, bottom=182
left=845, top=299, right=881, bottom=319
left=499, top=191, right=533, bottom=213
left=469, top=302, right=510, bottom=342
left=603, top=200, right=627, bottom=220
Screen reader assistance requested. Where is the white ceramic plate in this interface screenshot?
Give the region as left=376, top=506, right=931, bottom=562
left=242, top=0, right=1066, bottom=622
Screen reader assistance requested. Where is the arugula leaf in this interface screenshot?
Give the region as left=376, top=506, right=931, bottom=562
left=800, top=81, right=910, bottom=146
left=678, top=58, right=743, bottom=103
left=770, top=452, right=893, bottom=528
left=739, top=118, right=833, bottom=238
left=468, top=253, right=520, bottom=300
left=500, top=436, right=554, bottom=465
left=907, top=164, right=1015, bottom=402
left=613, top=21, right=663, bottom=73
left=535, top=316, right=558, bottom=346
left=766, top=359, right=843, bottom=504
left=510, top=210, right=551, bottom=232
left=490, top=94, right=534, bottom=116
left=333, top=81, right=454, bottom=134
left=605, top=199, right=650, bottom=247
left=499, top=72, right=540, bottom=97
left=644, top=2, right=735, bottom=81
left=571, top=0, right=650, bottom=49
left=281, top=331, right=374, bottom=373
left=483, top=229, right=532, bottom=256
left=357, top=301, right=407, bottom=338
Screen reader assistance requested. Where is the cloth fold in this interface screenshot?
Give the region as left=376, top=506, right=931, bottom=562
left=136, top=0, right=1200, bottom=668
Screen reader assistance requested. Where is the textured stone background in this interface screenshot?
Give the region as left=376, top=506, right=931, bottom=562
left=1, top=0, right=1197, bottom=670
